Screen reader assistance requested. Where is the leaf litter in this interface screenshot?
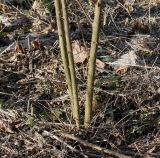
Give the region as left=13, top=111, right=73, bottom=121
left=0, top=0, right=160, bottom=157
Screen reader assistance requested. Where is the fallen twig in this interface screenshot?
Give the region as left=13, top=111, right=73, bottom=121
left=0, top=109, right=15, bottom=118
left=42, top=131, right=88, bottom=158
left=61, top=133, right=131, bottom=158
left=108, top=62, right=160, bottom=70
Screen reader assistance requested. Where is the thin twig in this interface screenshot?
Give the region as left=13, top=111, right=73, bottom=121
left=76, top=0, right=92, bottom=26
left=0, top=91, right=14, bottom=97
left=0, top=68, right=25, bottom=75
left=0, top=109, right=15, bottom=118
left=0, top=42, right=15, bottom=56
left=108, top=62, right=160, bottom=70
left=42, top=131, right=88, bottom=158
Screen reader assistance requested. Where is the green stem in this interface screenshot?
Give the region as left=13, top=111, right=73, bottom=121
left=61, top=0, right=80, bottom=128
left=54, top=0, right=74, bottom=119
left=84, top=0, right=102, bottom=128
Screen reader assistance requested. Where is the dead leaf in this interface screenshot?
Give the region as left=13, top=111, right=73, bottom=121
left=0, top=3, right=10, bottom=12
left=96, top=59, right=106, bottom=70
left=31, top=18, right=43, bottom=32
left=31, top=39, right=41, bottom=50
left=34, top=132, right=46, bottom=148
left=0, top=15, right=12, bottom=27
left=15, top=41, right=25, bottom=53
left=111, top=50, right=137, bottom=73
left=124, top=0, right=135, bottom=13
left=128, top=34, right=158, bottom=52
left=42, top=21, right=57, bottom=33
left=72, top=40, right=89, bottom=63
left=92, top=97, right=98, bottom=113
left=0, top=120, right=14, bottom=133
left=31, top=0, right=50, bottom=18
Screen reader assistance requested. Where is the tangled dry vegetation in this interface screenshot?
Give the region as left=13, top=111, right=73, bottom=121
left=0, top=0, right=160, bottom=157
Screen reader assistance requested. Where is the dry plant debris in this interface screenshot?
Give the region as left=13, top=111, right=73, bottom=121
left=110, top=50, right=137, bottom=73
left=0, top=0, right=160, bottom=157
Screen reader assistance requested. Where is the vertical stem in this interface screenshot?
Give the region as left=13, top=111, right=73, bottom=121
left=61, top=0, right=80, bottom=128
left=54, top=0, right=74, bottom=119
left=84, top=0, right=102, bottom=128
